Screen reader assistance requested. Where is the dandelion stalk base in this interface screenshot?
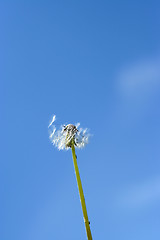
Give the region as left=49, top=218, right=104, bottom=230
left=71, top=145, right=92, bottom=240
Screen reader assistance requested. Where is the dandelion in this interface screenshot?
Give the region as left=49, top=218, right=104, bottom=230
left=49, top=115, right=93, bottom=240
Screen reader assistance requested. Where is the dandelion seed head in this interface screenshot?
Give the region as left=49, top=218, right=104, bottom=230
left=48, top=115, right=90, bottom=150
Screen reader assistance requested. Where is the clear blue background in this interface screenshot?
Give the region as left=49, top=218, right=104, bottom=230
left=1, top=1, right=160, bottom=239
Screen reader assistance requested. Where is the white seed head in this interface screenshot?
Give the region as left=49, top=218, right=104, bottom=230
left=48, top=115, right=90, bottom=150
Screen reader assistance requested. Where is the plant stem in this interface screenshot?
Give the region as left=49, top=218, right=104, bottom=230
left=71, top=145, right=92, bottom=240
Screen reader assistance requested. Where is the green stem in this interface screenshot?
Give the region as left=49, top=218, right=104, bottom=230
left=71, top=144, right=92, bottom=240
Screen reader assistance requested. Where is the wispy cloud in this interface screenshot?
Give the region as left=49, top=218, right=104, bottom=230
left=117, top=176, right=160, bottom=209
left=117, top=57, right=160, bottom=97
left=113, top=56, right=160, bottom=125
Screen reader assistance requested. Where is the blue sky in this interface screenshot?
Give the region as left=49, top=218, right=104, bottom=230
left=1, top=1, right=160, bottom=239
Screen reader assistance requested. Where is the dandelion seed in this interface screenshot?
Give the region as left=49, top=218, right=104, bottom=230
left=48, top=115, right=56, bottom=128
